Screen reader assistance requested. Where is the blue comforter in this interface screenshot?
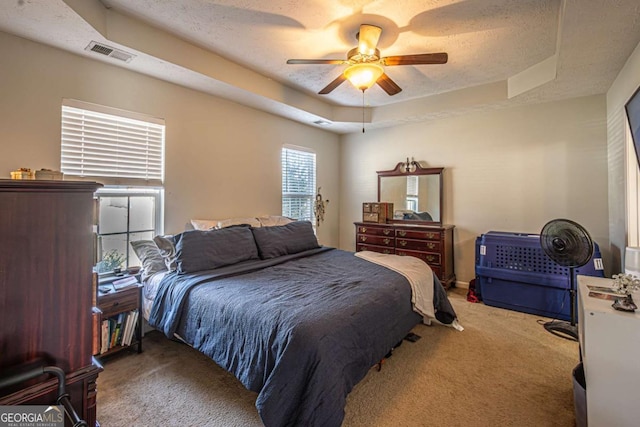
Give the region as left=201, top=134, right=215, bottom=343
left=149, top=248, right=456, bottom=427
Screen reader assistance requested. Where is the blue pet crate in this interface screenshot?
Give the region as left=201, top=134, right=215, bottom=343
left=475, top=231, right=604, bottom=320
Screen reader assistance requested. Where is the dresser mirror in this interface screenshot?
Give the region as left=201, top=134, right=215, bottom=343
left=377, top=160, right=443, bottom=225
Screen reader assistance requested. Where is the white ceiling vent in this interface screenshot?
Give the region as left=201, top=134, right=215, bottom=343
left=85, top=41, right=135, bottom=63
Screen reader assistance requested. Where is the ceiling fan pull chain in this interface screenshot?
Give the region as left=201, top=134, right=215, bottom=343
left=362, top=89, right=365, bottom=133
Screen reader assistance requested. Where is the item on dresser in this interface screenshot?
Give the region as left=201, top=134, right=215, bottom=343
left=34, top=168, right=64, bottom=180
left=9, top=168, right=35, bottom=180
left=145, top=222, right=460, bottom=427
left=611, top=294, right=637, bottom=312
left=362, top=202, right=393, bottom=223
left=355, top=222, right=456, bottom=288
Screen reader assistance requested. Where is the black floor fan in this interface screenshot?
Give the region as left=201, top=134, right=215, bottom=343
left=540, top=219, right=595, bottom=341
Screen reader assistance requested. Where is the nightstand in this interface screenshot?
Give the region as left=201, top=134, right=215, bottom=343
left=95, top=283, right=143, bottom=358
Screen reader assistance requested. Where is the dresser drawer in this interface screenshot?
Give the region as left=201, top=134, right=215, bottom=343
left=356, top=243, right=394, bottom=255
left=98, top=287, right=139, bottom=317
left=357, top=234, right=394, bottom=246
left=396, top=229, right=441, bottom=240
left=356, top=225, right=394, bottom=237
left=395, top=248, right=441, bottom=265
left=395, top=238, right=441, bottom=253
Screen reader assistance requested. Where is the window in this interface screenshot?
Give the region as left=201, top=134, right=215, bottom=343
left=61, top=99, right=165, bottom=272
left=406, top=175, right=419, bottom=211
left=94, top=187, right=163, bottom=273
left=282, top=146, right=316, bottom=223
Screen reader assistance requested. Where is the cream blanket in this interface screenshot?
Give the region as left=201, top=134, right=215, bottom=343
left=355, top=250, right=435, bottom=320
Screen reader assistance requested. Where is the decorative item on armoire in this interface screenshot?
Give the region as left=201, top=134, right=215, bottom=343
left=313, top=187, right=329, bottom=226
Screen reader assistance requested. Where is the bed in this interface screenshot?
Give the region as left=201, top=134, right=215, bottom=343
left=133, top=220, right=459, bottom=427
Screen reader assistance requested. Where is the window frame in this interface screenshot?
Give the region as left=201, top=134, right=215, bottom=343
left=60, top=99, right=166, bottom=273
left=281, top=145, right=317, bottom=224
left=95, top=187, right=164, bottom=272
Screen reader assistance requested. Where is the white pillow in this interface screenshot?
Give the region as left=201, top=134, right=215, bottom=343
left=217, top=217, right=262, bottom=228
left=190, top=219, right=221, bottom=230
left=257, top=215, right=295, bottom=227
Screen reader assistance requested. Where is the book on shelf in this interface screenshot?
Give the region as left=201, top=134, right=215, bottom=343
left=100, top=310, right=139, bottom=352
left=121, top=311, right=134, bottom=347
left=100, top=320, right=109, bottom=354
left=123, top=310, right=139, bottom=346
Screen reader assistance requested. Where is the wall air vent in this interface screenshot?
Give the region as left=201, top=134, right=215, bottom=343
left=85, top=41, right=135, bottom=63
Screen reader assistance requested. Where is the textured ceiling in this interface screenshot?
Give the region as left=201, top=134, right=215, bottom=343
left=1, top=0, right=639, bottom=133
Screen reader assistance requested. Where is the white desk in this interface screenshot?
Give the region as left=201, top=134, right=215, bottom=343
left=577, top=275, right=640, bottom=427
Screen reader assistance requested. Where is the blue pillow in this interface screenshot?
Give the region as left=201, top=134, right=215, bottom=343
left=251, top=221, right=320, bottom=259
left=173, top=226, right=259, bottom=273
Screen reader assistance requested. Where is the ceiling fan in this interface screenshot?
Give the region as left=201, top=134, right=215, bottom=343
left=286, top=24, right=448, bottom=96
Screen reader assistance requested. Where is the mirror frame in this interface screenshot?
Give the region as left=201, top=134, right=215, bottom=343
left=377, top=162, right=444, bottom=225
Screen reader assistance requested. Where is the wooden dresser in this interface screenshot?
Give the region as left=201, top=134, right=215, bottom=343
left=355, top=222, right=456, bottom=288
left=0, top=180, right=102, bottom=426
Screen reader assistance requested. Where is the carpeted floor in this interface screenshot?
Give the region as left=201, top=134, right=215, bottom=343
left=96, top=288, right=579, bottom=426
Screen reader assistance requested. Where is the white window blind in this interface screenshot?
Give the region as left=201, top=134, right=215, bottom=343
left=407, top=175, right=419, bottom=196
left=282, top=146, right=316, bottom=223
left=61, top=100, right=165, bottom=185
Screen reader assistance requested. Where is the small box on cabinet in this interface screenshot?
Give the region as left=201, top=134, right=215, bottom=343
left=362, top=202, right=393, bottom=223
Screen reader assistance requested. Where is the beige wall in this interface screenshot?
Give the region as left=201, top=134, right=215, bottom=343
left=607, top=41, right=640, bottom=272
left=0, top=31, right=341, bottom=246
left=4, top=27, right=634, bottom=283
left=340, top=96, right=610, bottom=285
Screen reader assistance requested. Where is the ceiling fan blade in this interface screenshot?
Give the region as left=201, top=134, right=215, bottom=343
left=382, top=53, right=448, bottom=66
left=287, top=59, right=347, bottom=65
left=376, top=73, right=402, bottom=96
left=358, top=24, right=382, bottom=55
left=319, top=74, right=347, bottom=94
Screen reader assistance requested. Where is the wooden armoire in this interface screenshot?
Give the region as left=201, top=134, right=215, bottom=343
left=0, top=180, right=102, bottom=426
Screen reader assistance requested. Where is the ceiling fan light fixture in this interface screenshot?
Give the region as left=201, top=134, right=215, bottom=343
left=343, top=63, right=384, bottom=91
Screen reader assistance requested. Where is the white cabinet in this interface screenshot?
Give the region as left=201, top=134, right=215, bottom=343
left=577, top=275, right=640, bottom=427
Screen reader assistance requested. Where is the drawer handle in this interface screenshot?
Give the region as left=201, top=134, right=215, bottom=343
left=383, top=229, right=391, bottom=235
left=427, top=242, right=435, bottom=249
left=383, top=249, right=391, bottom=254
left=360, top=236, right=367, bottom=242
left=398, top=231, right=407, bottom=237
left=426, top=255, right=435, bottom=262
left=398, top=240, right=407, bottom=247
left=112, top=301, right=120, bottom=307
left=383, top=238, right=391, bottom=245
left=361, top=227, right=367, bottom=233
left=426, top=233, right=437, bottom=239
left=397, top=251, right=406, bottom=256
